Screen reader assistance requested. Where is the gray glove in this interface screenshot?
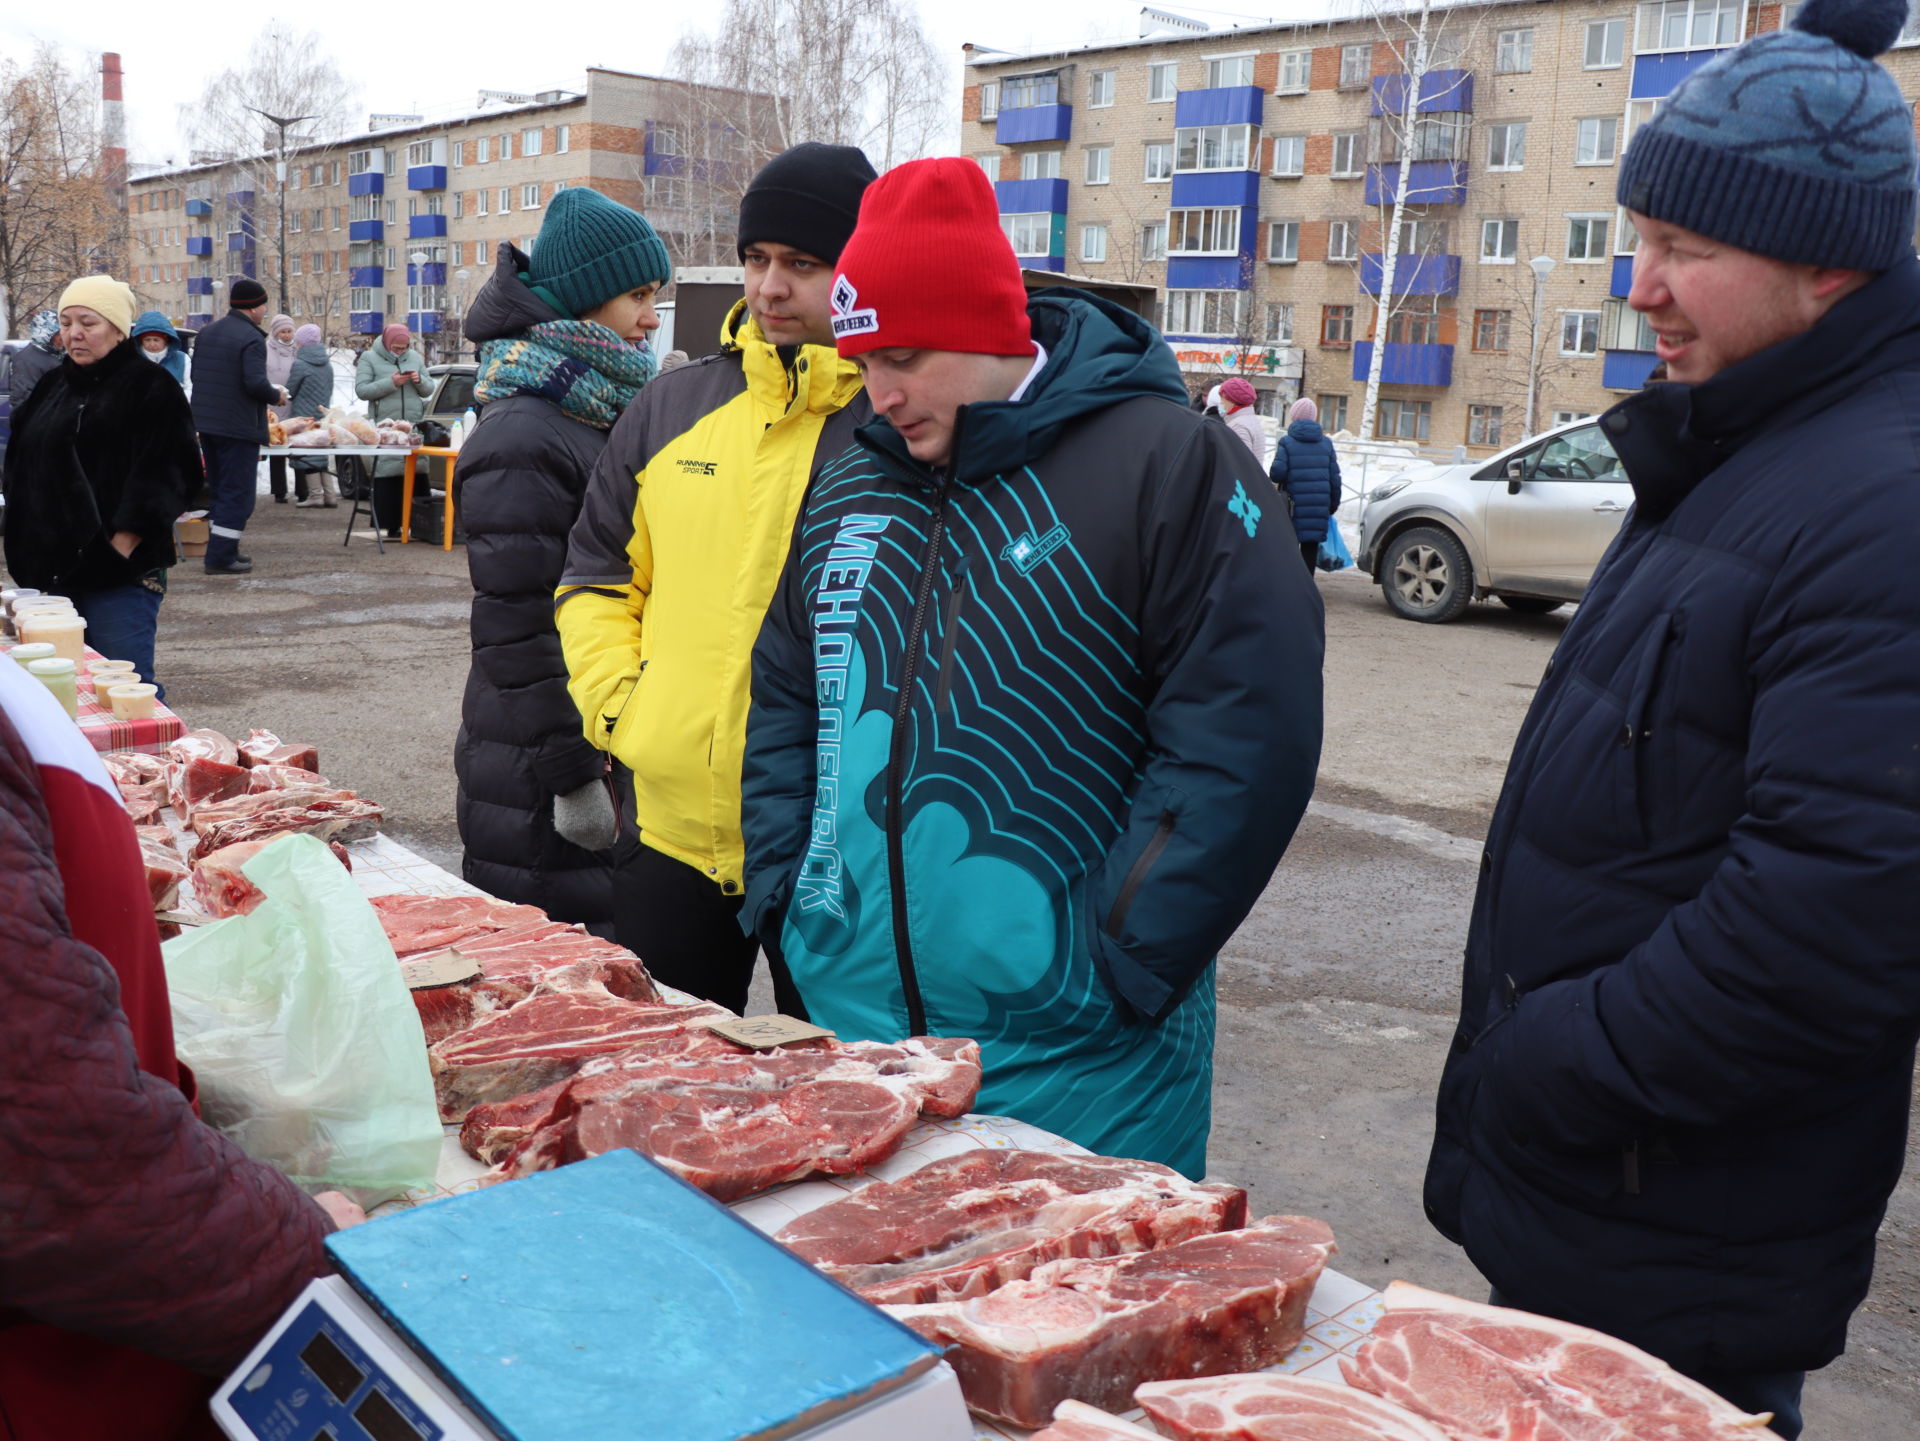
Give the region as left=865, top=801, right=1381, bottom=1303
left=553, top=778, right=619, bottom=852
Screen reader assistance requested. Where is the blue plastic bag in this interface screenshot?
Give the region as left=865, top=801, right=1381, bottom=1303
left=1317, top=520, right=1354, bottom=572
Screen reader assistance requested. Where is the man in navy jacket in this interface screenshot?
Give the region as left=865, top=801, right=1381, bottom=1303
left=1425, top=7, right=1920, bottom=1436
left=190, top=279, right=285, bottom=574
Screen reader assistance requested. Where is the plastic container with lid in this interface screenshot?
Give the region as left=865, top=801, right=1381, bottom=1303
left=26, top=657, right=79, bottom=718
left=7, top=642, right=58, bottom=665
left=107, top=682, right=158, bottom=719
left=19, top=612, right=85, bottom=660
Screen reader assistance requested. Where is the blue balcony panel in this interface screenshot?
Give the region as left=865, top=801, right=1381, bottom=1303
left=1351, top=342, right=1454, bottom=387
left=1371, top=69, right=1474, bottom=116
left=184, top=198, right=213, bottom=216
left=1019, top=255, right=1067, bottom=274
left=406, top=165, right=447, bottom=191
left=185, top=236, right=213, bottom=256
left=1360, top=252, right=1461, bottom=296
left=995, top=103, right=1073, bottom=146
left=1167, top=255, right=1251, bottom=290
left=350, top=266, right=384, bottom=288
left=184, top=276, right=214, bottom=296
left=225, top=190, right=255, bottom=207
left=408, top=213, right=448, bottom=238
left=187, top=312, right=214, bottom=330
left=1603, top=348, right=1661, bottom=391
left=350, top=311, right=383, bottom=335
left=226, top=232, right=255, bottom=251
left=1169, top=171, right=1261, bottom=209
left=1173, top=85, right=1263, bottom=128
left=407, top=263, right=448, bottom=286
left=1631, top=50, right=1721, bottom=99
left=347, top=172, right=384, bottom=196
left=1610, top=255, right=1635, bottom=299
left=230, top=254, right=256, bottom=280
left=349, top=219, right=385, bottom=242
left=643, top=150, right=685, bottom=177
left=994, top=178, right=1069, bottom=214
left=407, top=311, right=443, bottom=332
left=1365, top=160, right=1468, bottom=206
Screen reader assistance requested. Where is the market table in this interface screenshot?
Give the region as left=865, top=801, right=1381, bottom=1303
left=261, top=444, right=463, bottom=552
left=75, top=656, right=184, bottom=755
left=259, top=445, right=395, bottom=551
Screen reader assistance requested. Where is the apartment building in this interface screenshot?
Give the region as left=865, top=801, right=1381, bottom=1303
left=124, top=68, right=772, bottom=351
left=961, top=0, right=1920, bottom=451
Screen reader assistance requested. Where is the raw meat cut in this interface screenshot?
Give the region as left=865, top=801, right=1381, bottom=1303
left=775, top=1150, right=1248, bottom=1305
left=168, top=755, right=250, bottom=819
left=136, top=827, right=188, bottom=909
left=192, top=836, right=353, bottom=918
left=1031, top=1401, right=1167, bottom=1440
left=188, top=788, right=383, bottom=857
left=1136, top=1374, right=1452, bottom=1441
left=471, top=1036, right=984, bottom=1201
left=426, top=983, right=733, bottom=1119
left=891, top=1215, right=1336, bottom=1426
left=238, top=728, right=320, bottom=772
left=102, top=751, right=168, bottom=823
left=248, top=763, right=329, bottom=792
left=1341, top=1283, right=1779, bottom=1441
left=169, top=729, right=239, bottom=766
left=372, top=893, right=549, bottom=955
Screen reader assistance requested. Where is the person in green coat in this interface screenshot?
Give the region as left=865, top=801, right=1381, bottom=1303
left=353, top=323, right=432, bottom=536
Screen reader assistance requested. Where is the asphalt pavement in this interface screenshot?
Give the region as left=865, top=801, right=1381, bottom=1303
left=152, top=497, right=1917, bottom=1437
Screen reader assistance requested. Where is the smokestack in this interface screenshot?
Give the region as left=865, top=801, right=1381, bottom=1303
left=101, top=53, right=127, bottom=190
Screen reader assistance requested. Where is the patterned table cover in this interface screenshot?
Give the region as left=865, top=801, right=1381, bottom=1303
left=65, top=650, right=185, bottom=755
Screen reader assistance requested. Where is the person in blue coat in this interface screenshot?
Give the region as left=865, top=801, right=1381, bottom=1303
left=1268, top=397, right=1341, bottom=572
left=1426, top=6, right=1920, bottom=1436
left=129, top=311, right=187, bottom=388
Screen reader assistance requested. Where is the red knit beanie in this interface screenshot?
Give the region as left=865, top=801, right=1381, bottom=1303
left=832, top=158, right=1032, bottom=358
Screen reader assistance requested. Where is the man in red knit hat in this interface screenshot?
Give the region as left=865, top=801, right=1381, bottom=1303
left=740, top=158, right=1325, bottom=1175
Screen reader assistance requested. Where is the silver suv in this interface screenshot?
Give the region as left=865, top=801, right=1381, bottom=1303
left=1357, top=417, right=1631, bottom=623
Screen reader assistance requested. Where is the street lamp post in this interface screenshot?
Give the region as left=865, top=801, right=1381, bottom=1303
left=246, top=108, right=316, bottom=314
left=453, top=266, right=472, bottom=359
left=409, top=249, right=431, bottom=363
left=1523, top=253, right=1557, bottom=439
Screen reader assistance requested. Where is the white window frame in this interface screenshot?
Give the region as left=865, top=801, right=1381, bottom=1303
left=1175, top=123, right=1255, bottom=173
left=1002, top=211, right=1052, bottom=257
left=1327, top=219, right=1359, bottom=262
left=1566, top=213, right=1612, bottom=262
left=1276, top=49, right=1312, bottom=94
left=1585, top=17, right=1627, bottom=68
left=1206, top=53, right=1257, bottom=89
left=1140, top=220, right=1168, bottom=262
left=1265, top=301, right=1295, bottom=345
left=1576, top=116, right=1619, bottom=166
left=1089, top=69, right=1115, bottom=107
left=1636, top=0, right=1745, bottom=54
left=1144, top=142, right=1174, bottom=182
left=1338, top=43, right=1371, bottom=89
left=476, top=188, right=489, bottom=216
left=1147, top=62, right=1178, bottom=102
left=1486, top=122, right=1526, bottom=172
left=1495, top=28, right=1534, bottom=74
left=1080, top=223, right=1108, bottom=263
left=1164, top=289, right=1245, bottom=337
left=1331, top=132, right=1364, bottom=178
left=1481, top=218, right=1519, bottom=264
left=1267, top=219, right=1299, bottom=263
left=975, top=153, right=998, bottom=182
left=499, top=187, right=512, bottom=213
left=1624, top=97, right=1663, bottom=154
left=1615, top=206, right=1641, bottom=255
left=980, top=81, right=1000, bottom=119
left=1272, top=134, right=1306, bottom=177
left=558, top=125, right=571, bottom=153
left=1084, top=145, right=1111, bottom=185
left=1560, top=309, right=1603, bottom=357
left=1020, top=149, right=1063, bottom=180
left=1168, top=207, right=1242, bottom=257
left=475, top=136, right=490, bottom=163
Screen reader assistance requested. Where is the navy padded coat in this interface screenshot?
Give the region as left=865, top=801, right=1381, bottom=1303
left=1426, top=259, right=1920, bottom=1378
left=188, top=308, right=279, bottom=443
left=1269, top=419, right=1340, bottom=543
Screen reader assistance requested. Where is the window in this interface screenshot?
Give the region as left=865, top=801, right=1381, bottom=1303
left=1601, top=298, right=1660, bottom=351
left=350, top=194, right=381, bottom=223
left=1020, top=149, right=1062, bottom=180
left=1370, top=112, right=1469, bottom=163
left=974, top=153, right=998, bottom=181
left=1169, top=207, right=1241, bottom=255
left=453, top=191, right=464, bottom=219
left=1148, top=62, right=1178, bottom=102
left=1378, top=398, right=1432, bottom=441
left=1322, top=304, right=1355, bottom=345
left=1208, top=54, right=1256, bottom=88
left=451, top=140, right=464, bottom=167
left=1164, top=289, right=1244, bottom=336
left=1265, top=302, right=1295, bottom=344
left=521, top=127, right=543, bottom=157
left=1319, top=394, right=1349, bottom=431
left=1585, top=17, right=1627, bottom=67
left=1535, top=425, right=1625, bottom=479
left=290, top=211, right=303, bottom=233
left=1473, top=308, right=1512, bottom=352
left=646, top=175, right=685, bottom=208
left=385, top=151, right=398, bottom=177
left=1566, top=214, right=1611, bottom=261
left=1624, top=98, right=1663, bottom=151
left=476, top=188, right=489, bottom=216
left=1144, top=142, right=1173, bottom=181
left=1395, top=218, right=1449, bottom=254
left=1339, top=43, right=1371, bottom=89
left=1002, top=212, right=1052, bottom=256
left=499, top=187, right=512, bottom=213
left=1272, top=134, right=1305, bottom=177
left=1637, top=0, right=1743, bottom=53
left=1481, top=218, right=1518, bottom=262
left=1468, top=405, right=1505, bottom=447
left=1495, top=28, right=1534, bottom=73
left=1276, top=49, right=1311, bottom=93
left=1003, top=73, right=1060, bottom=109
left=1552, top=410, right=1594, bottom=427
left=1328, top=219, right=1359, bottom=261
left=347, top=148, right=380, bottom=174
left=406, top=140, right=437, bottom=166
left=475, top=136, right=490, bottom=163
left=385, top=200, right=397, bottom=225
left=522, top=183, right=542, bottom=209
left=1081, top=224, right=1108, bottom=262
left=498, top=134, right=512, bottom=160
left=1486, top=122, right=1526, bottom=171
left=1268, top=220, right=1299, bottom=262
left=556, top=124, right=570, bottom=153
left=1331, top=132, right=1363, bottom=177
left=350, top=288, right=376, bottom=311
left=1089, top=70, right=1115, bottom=107
left=1140, top=220, right=1167, bottom=261
left=1385, top=298, right=1442, bottom=345
left=1615, top=208, right=1641, bottom=255
left=1175, top=124, right=1254, bottom=172
left=980, top=81, right=1000, bottom=119
left=1085, top=146, right=1110, bottom=184
left=1576, top=117, right=1619, bottom=166
left=1561, top=310, right=1602, bottom=356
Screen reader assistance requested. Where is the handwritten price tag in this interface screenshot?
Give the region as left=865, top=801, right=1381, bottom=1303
left=703, top=1014, right=838, bottom=1050
left=400, top=949, right=484, bottom=990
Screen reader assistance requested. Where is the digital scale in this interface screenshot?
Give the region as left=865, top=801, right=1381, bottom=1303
left=212, top=1150, right=973, bottom=1441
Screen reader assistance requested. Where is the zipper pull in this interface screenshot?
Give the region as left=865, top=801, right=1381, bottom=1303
left=1623, top=1140, right=1641, bottom=1196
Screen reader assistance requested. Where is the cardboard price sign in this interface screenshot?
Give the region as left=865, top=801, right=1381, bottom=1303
left=400, top=949, right=483, bottom=990
left=703, top=1014, right=837, bottom=1050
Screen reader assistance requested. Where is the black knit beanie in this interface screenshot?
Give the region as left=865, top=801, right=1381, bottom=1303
left=229, top=278, right=268, bottom=308
left=736, top=143, right=878, bottom=263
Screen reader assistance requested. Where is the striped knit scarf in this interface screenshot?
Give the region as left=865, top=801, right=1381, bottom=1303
left=473, top=319, right=657, bottom=430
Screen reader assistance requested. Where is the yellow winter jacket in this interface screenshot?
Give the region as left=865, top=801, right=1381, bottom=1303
left=555, top=304, right=869, bottom=892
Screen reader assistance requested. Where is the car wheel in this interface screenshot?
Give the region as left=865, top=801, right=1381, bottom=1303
left=1497, top=596, right=1565, bottom=615
left=1382, top=526, right=1474, bottom=623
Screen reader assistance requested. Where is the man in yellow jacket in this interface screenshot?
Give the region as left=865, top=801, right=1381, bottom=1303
left=555, top=143, right=877, bottom=1011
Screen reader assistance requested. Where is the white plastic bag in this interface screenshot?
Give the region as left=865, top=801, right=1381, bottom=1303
left=164, top=834, right=441, bottom=1207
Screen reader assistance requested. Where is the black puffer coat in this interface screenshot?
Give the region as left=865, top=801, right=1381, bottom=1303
left=189, top=308, right=277, bottom=442
left=3, top=338, right=200, bottom=592
left=453, top=251, right=618, bottom=925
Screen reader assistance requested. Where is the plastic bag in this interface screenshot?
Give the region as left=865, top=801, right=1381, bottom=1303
left=1317, top=521, right=1354, bottom=573
left=163, top=833, right=441, bottom=1207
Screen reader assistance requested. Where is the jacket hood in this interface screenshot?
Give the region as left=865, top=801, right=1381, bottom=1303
left=465, top=243, right=567, bottom=343
left=1287, top=418, right=1325, bottom=443
left=857, top=288, right=1189, bottom=484
left=130, top=310, right=180, bottom=343
left=295, top=342, right=330, bottom=365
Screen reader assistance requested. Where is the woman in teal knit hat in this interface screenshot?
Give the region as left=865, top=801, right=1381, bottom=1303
left=454, top=185, right=669, bottom=928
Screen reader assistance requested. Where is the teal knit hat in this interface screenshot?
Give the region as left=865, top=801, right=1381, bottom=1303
left=524, top=186, right=671, bottom=318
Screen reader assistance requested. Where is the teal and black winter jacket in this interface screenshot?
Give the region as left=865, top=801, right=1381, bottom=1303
left=740, top=291, right=1324, bottom=1175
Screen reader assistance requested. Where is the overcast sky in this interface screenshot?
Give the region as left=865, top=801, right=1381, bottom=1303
left=2, top=0, right=1347, bottom=165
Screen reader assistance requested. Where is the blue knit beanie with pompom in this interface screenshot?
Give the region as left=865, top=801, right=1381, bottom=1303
left=1618, top=0, right=1918, bottom=269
